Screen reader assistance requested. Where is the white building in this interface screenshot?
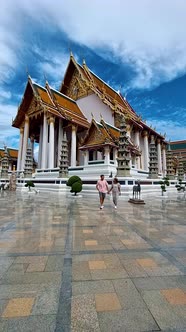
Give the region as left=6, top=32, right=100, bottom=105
left=13, top=54, right=167, bottom=178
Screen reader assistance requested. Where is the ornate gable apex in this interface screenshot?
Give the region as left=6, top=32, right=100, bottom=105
left=81, top=119, right=102, bottom=146
left=80, top=118, right=116, bottom=150
left=12, top=77, right=39, bottom=128
left=60, top=54, right=93, bottom=100
left=100, top=119, right=120, bottom=142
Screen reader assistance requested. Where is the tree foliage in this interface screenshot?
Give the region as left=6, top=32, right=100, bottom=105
left=66, top=176, right=82, bottom=195
left=25, top=180, right=35, bottom=191
left=159, top=177, right=169, bottom=196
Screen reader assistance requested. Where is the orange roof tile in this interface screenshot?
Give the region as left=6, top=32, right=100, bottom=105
left=33, top=84, right=54, bottom=106
left=80, top=120, right=116, bottom=149
left=50, top=89, right=89, bottom=128
left=0, top=148, right=18, bottom=159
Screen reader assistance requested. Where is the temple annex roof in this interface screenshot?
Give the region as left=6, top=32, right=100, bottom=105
left=0, top=148, right=18, bottom=159
left=80, top=118, right=141, bottom=156
left=12, top=77, right=89, bottom=129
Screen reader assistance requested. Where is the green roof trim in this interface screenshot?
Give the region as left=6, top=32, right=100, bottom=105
left=105, top=122, right=120, bottom=132
left=171, top=143, right=186, bottom=150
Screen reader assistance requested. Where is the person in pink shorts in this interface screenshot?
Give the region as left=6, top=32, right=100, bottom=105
left=96, top=174, right=109, bottom=209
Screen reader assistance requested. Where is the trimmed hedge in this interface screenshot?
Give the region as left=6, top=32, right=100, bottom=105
left=66, top=175, right=82, bottom=195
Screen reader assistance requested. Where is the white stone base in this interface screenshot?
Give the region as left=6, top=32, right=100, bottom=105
left=17, top=176, right=178, bottom=198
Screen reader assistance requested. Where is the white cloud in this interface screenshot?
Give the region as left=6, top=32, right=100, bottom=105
left=1, top=0, right=186, bottom=146
left=6, top=0, right=185, bottom=90
left=0, top=90, right=11, bottom=100
left=0, top=103, right=19, bottom=146
left=1, top=0, right=186, bottom=90
left=38, top=53, right=70, bottom=89
left=148, top=119, right=186, bottom=141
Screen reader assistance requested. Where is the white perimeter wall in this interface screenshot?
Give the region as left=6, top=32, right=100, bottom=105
left=77, top=94, right=114, bottom=125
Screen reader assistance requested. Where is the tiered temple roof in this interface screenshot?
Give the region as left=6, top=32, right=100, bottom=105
left=60, top=54, right=165, bottom=140
left=12, top=77, right=89, bottom=130
left=80, top=118, right=141, bottom=155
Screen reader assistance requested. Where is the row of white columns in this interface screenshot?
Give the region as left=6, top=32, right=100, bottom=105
left=17, top=116, right=29, bottom=171
left=127, top=127, right=167, bottom=174
left=83, top=146, right=118, bottom=166
left=17, top=113, right=78, bottom=171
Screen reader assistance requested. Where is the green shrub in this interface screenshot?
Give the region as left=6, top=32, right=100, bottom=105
left=71, top=182, right=82, bottom=195
left=175, top=179, right=185, bottom=192
left=66, top=175, right=82, bottom=195
left=66, top=175, right=82, bottom=187
left=159, top=177, right=169, bottom=196
left=25, top=181, right=35, bottom=191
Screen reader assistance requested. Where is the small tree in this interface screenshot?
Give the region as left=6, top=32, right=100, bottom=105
left=175, top=179, right=185, bottom=192
left=66, top=176, right=82, bottom=196
left=159, top=176, right=169, bottom=196
left=25, top=180, right=35, bottom=191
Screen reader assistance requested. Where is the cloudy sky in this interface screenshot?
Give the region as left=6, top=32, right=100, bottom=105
left=0, top=0, right=186, bottom=149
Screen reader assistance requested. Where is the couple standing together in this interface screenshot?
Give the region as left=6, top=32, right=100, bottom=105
left=96, top=174, right=121, bottom=210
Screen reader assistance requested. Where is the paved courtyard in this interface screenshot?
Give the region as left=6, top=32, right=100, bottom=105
left=0, top=190, right=185, bottom=332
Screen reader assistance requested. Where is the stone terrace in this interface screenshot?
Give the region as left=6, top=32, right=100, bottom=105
left=0, top=191, right=185, bottom=332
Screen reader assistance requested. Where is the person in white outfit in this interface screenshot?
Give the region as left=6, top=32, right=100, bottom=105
left=108, top=177, right=121, bottom=209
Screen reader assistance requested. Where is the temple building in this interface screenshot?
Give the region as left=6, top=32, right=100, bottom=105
left=12, top=54, right=167, bottom=178
left=0, top=147, right=18, bottom=172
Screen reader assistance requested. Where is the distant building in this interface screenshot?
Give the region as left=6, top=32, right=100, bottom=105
left=0, top=148, right=18, bottom=171
left=170, top=140, right=186, bottom=162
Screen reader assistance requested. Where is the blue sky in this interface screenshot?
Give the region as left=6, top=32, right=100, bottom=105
left=0, top=0, right=186, bottom=149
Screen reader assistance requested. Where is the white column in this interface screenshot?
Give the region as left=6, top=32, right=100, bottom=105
left=162, top=145, right=167, bottom=176
left=93, top=151, right=97, bottom=160
left=41, top=112, right=48, bottom=169
left=30, top=136, right=34, bottom=158
left=143, top=131, right=149, bottom=171
left=113, top=147, right=118, bottom=166
left=134, top=130, right=140, bottom=169
left=84, top=150, right=89, bottom=165
left=38, top=124, right=43, bottom=168
left=71, top=125, right=77, bottom=167
left=17, top=127, right=24, bottom=171
left=104, top=146, right=110, bottom=164
left=21, top=115, right=29, bottom=170
left=157, top=139, right=162, bottom=174
left=126, top=124, right=131, bottom=138
left=58, top=119, right=63, bottom=166
left=49, top=117, right=55, bottom=169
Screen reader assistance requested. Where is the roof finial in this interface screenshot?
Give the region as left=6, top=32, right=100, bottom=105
left=43, top=72, right=48, bottom=84
left=83, top=59, right=86, bottom=66
left=100, top=113, right=103, bottom=120
left=91, top=112, right=94, bottom=119
left=26, top=65, right=29, bottom=77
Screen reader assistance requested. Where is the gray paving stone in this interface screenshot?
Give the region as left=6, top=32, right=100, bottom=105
left=32, top=285, right=60, bottom=315
left=98, top=307, right=159, bottom=332
left=132, top=276, right=186, bottom=291
left=72, top=280, right=115, bottom=296
left=45, top=255, right=64, bottom=271
left=0, top=314, right=56, bottom=332
left=71, top=294, right=100, bottom=332
left=142, top=290, right=186, bottom=330
left=0, top=271, right=61, bottom=285
left=113, top=279, right=147, bottom=309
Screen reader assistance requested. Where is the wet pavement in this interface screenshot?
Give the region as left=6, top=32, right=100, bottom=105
left=0, top=191, right=185, bottom=332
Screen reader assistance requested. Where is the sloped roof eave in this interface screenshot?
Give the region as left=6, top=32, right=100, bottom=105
left=79, top=142, right=117, bottom=150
